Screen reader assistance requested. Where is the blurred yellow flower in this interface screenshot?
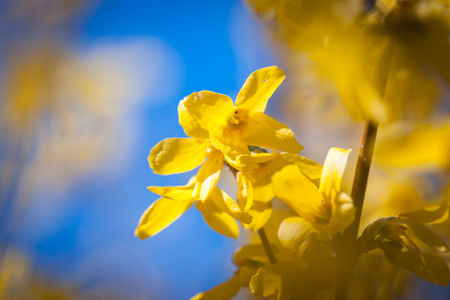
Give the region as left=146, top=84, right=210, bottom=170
left=376, top=123, right=450, bottom=170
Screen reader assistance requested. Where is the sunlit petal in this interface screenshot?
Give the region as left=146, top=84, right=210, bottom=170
left=245, top=201, right=273, bottom=231
left=243, top=112, right=303, bottom=154
left=209, top=187, right=252, bottom=224
left=148, top=183, right=195, bottom=200
left=272, top=165, right=325, bottom=223
left=148, top=138, right=209, bottom=175
left=319, top=147, right=351, bottom=203
left=193, top=150, right=224, bottom=201
left=196, top=200, right=240, bottom=239
left=178, top=100, right=210, bottom=139
left=210, top=128, right=250, bottom=160
left=181, top=91, right=234, bottom=136
left=279, top=153, right=323, bottom=179
left=235, top=66, right=285, bottom=114
left=237, top=172, right=254, bottom=211
left=135, top=197, right=195, bottom=239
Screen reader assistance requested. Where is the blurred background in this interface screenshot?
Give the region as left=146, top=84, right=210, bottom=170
left=0, top=0, right=280, bottom=299
left=1, top=0, right=449, bottom=299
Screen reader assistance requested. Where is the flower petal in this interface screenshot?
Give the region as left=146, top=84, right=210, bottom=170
left=148, top=183, right=195, bottom=200
left=272, top=165, right=326, bottom=223
left=149, top=138, right=208, bottom=175
left=193, top=150, right=224, bottom=201
left=209, top=187, right=252, bottom=224
left=191, top=273, right=242, bottom=300
left=279, top=153, right=323, bottom=180
left=196, top=200, right=240, bottom=239
left=181, top=91, right=234, bottom=136
left=235, top=66, right=285, bottom=114
left=210, top=127, right=250, bottom=161
left=237, top=172, right=253, bottom=211
left=278, top=217, right=317, bottom=251
left=245, top=201, right=273, bottom=231
left=325, top=192, right=355, bottom=235
left=178, top=100, right=210, bottom=139
left=250, top=263, right=294, bottom=300
left=319, top=147, right=351, bottom=203
left=135, top=197, right=195, bottom=239
left=243, top=112, right=303, bottom=154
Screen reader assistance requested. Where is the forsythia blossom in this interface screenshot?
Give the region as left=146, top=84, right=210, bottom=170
left=136, top=66, right=308, bottom=239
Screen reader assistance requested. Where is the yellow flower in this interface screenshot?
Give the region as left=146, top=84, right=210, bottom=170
left=238, top=150, right=322, bottom=231
left=178, top=66, right=303, bottom=166
left=135, top=177, right=252, bottom=239
left=273, top=147, right=354, bottom=236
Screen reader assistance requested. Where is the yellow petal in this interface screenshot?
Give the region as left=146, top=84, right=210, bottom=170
left=178, top=100, right=210, bottom=139
left=243, top=112, right=303, bottom=154
left=193, top=150, right=224, bottom=201
left=278, top=217, right=317, bottom=251
left=279, top=153, right=323, bottom=180
left=147, top=183, right=195, bottom=200
left=325, top=192, right=355, bottom=235
left=135, top=197, right=195, bottom=239
left=181, top=91, right=234, bottom=136
left=237, top=265, right=259, bottom=286
left=196, top=200, right=240, bottom=239
left=272, top=165, right=326, bottom=223
left=209, top=187, right=252, bottom=224
left=247, top=150, right=279, bottom=163
left=237, top=172, right=253, bottom=211
left=250, top=263, right=294, bottom=300
left=245, top=201, right=273, bottom=231
left=223, top=153, right=253, bottom=172
left=250, top=171, right=275, bottom=203
left=235, top=66, right=285, bottom=114
left=319, top=147, right=351, bottom=203
left=210, top=127, right=250, bottom=161
left=149, top=138, right=208, bottom=175
left=191, top=273, right=242, bottom=300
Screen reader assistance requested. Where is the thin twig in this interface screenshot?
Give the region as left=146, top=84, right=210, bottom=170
left=258, top=227, right=277, bottom=264
left=334, top=120, right=379, bottom=300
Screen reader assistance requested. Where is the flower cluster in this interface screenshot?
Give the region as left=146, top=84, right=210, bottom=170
left=135, top=66, right=329, bottom=240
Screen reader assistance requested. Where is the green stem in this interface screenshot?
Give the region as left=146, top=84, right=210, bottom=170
left=258, top=227, right=277, bottom=264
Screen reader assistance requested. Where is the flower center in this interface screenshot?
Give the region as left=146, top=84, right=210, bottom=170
left=227, top=109, right=247, bottom=129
